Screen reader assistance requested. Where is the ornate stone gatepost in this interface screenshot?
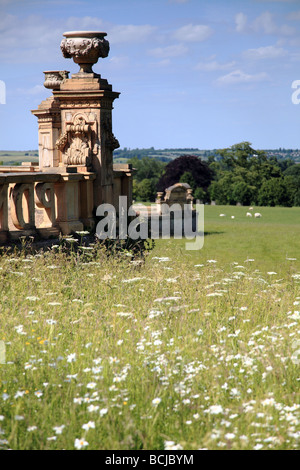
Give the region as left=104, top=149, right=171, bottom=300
left=57, top=31, right=120, bottom=208
left=31, top=31, right=130, bottom=235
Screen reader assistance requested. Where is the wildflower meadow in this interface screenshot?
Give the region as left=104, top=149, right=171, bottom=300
left=0, top=205, right=299, bottom=450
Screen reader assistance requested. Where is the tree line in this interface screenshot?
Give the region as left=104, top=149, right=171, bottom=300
left=129, top=142, right=300, bottom=206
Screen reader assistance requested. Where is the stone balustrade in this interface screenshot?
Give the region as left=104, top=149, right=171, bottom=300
left=0, top=163, right=134, bottom=244
left=0, top=170, right=96, bottom=243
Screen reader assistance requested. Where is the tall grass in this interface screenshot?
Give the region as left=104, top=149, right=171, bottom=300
left=0, top=206, right=299, bottom=450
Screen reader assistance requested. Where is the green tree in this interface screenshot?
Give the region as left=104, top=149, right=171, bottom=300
left=231, top=179, right=257, bottom=206
left=157, top=155, right=213, bottom=193
left=132, top=179, right=139, bottom=201
left=194, top=187, right=206, bottom=202
left=136, top=179, right=156, bottom=202
left=283, top=164, right=300, bottom=178
left=257, top=178, right=291, bottom=207
left=206, top=141, right=292, bottom=206
left=179, top=171, right=196, bottom=190
left=128, top=156, right=166, bottom=182
left=294, top=189, right=300, bottom=206
left=283, top=175, right=300, bottom=206
left=209, top=174, right=234, bottom=205
left=129, top=156, right=167, bottom=202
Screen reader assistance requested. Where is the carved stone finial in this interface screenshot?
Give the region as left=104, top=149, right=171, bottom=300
left=43, top=70, right=69, bottom=90
left=60, top=31, right=110, bottom=74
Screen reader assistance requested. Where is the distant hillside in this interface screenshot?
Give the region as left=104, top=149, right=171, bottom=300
left=1, top=148, right=300, bottom=166
left=264, top=148, right=300, bottom=162
left=113, top=147, right=300, bottom=163
left=0, top=151, right=39, bottom=166
left=113, top=147, right=220, bottom=163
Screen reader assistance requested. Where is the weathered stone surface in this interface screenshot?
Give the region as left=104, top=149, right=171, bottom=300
left=44, top=71, right=69, bottom=90
left=0, top=31, right=134, bottom=243
left=60, top=31, right=109, bottom=75
left=156, top=183, right=194, bottom=215
left=10, top=183, right=35, bottom=231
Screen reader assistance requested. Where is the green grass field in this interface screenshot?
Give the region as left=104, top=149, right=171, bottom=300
left=0, top=206, right=299, bottom=450
left=0, top=151, right=39, bottom=166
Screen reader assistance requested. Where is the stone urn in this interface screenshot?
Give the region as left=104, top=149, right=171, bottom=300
left=60, top=31, right=110, bottom=74
left=43, top=70, right=69, bottom=90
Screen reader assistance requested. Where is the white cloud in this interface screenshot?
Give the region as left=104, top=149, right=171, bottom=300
left=27, top=85, right=45, bottom=95
left=15, top=84, right=45, bottom=97
left=148, top=43, right=188, bottom=59
left=215, top=69, right=269, bottom=86
left=153, top=59, right=172, bottom=67
left=0, top=14, right=63, bottom=63
left=253, top=12, right=296, bottom=35
left=109, top=24, right=157, bottom=44
left=108, top=55, right=130, bottom=69
left=173, top=24, right=213, bottom=42
left=64, top=15, right=104, bottom=31
left=0, top=14, right=157, bottom=63
left=195, top=60, right=236, bottom=72
left=235, top=13, right=248, bottom=33
left=243, top=45, right=288, bottom=60
left=253, top=11, right=279, bottom=34
left=235, top=11, right=296, bottom=36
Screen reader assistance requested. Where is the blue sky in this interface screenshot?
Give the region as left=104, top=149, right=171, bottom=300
left=1, top=0, right=300, bottom=151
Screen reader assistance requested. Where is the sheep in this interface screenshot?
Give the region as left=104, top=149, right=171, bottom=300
left=254, top=212, right=262, bottom=218
left=249, top=207, right=253, bottom=211
left=246, top=212, right=252, bottom=217
left=219, top=214, right=226, bottom=217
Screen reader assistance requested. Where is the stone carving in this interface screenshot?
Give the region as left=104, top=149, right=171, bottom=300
left=56, top=113, right=94, bottom=167
left=10, top=183, right=35, bottom=230
left=105, top=129, right=120, bottom=151
left=60, top=101, right=100, bottom=108
left=55, top=131, right=68, bottom=153
left=66, top=135, right=90, bottom=166
left=35, top=182, right=56, bottom=227
left=164, top=183, right=194, bottom=208
left=103, top=116, right=120, bottom=151
left=60, top=31, right=110, bottom=74
left=43, top=70, right=69, bottom=90
left=0, top=30, right=135, bottom=244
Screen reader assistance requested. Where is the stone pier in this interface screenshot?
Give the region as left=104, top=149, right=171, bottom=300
left=0, top=31, right=134, bottom=244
